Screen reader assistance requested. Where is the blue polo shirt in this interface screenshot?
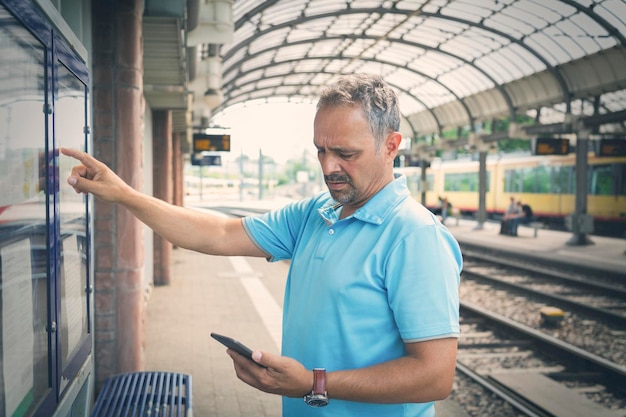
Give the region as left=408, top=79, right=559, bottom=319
left=242, top=175, right=462, bottom=417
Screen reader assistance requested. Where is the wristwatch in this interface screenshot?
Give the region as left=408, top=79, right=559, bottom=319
left=303, top=368, right=329, bottom=407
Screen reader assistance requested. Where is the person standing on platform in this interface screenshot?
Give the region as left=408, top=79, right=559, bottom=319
left=62, top=73, right=462, bottom=417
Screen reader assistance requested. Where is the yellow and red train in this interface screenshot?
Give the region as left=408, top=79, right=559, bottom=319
left=397, top=153, right=626, bottom=237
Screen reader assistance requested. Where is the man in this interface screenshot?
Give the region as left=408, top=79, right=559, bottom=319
left=510, top=201, right=533, bottom=236
left=63, top=73, right=462, bottom=417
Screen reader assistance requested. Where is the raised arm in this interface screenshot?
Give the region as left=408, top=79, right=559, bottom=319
left=61, top=148, right=267, bottom=257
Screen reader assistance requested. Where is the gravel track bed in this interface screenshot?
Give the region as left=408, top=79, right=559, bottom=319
left=449, top=372, right=527, bottom=417
left=449, top=280, right=626, bottom=415
left=460, top=280, right=626, bottom=366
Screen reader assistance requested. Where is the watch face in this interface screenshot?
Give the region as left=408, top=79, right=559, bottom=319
left=304, top=394, right=329, bottom=407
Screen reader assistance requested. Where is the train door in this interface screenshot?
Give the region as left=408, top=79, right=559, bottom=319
left=0, top=1, right=92, bottom=416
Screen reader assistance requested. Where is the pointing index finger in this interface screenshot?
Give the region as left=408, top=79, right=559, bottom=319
left=60, top=147, right=97, bottom=168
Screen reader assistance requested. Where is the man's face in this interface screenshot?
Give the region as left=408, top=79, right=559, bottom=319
left=313, top=104, right=400, bottom=215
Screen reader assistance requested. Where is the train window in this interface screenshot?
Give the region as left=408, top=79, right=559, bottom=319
left=588, top=163, right=624, bottom=196
left=426, top=174, right=434, bottom=191
left=504, top=169, right=522, bottom=193
left=400, top=170, right=422, bottom=195
left=533, top=166, right=551, bottom=193
left=0, top=5, right=51, bottom=416
left=504, top=166, right=550, bottom=194
left=553, top=165, right=574, bottom=194
left=615, top=163, right=626, bottom=197
left=444, top=172, right=490, bottom=192
left=521, top=168, right=535, bottom=193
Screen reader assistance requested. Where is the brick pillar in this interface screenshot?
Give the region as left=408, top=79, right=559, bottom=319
left=91, top=0, right=145, bottom=388
left=152, top=111, right=173, bottom=285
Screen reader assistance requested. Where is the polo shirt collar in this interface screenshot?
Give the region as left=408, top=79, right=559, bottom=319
left=317, top=175, right=409, bottom=226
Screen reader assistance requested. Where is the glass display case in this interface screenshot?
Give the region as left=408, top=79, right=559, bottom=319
left=0, top=1, right=91, bottom=416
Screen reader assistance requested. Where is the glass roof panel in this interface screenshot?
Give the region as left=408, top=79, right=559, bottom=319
left=440, top=27, right=506, bottom=62
left=564, top=13, right=618, bottom=50
left=363, top=13, right=410, bottom=38
left=240, top=51, right=276, bottom=73
left=476, top=44, right=543, bottom=83
left=258, top=2, right=304, bottom=23
left=293, top=15, right=338, bottom=35
left=524, top=31, right=572, bottom=65
left=308, top=39, right=353, bottom=56
left=397, top=95, right=425, bottom=115
left=275, top=43, right=316, bottom=61
left=214, top=0, right=626, bottom=136
left=593, top=0, right=626, bottom=39
left=248, top=27, right=291, bottom=54
left=305, top=0, right=349, bottom=16
left=256, top=78, right=283, bottom=90
left=409, top=51, right=461, bottom=80
left=501, top=3, right=551, bottom=30
left=410, top=79, right=456, bottom=108
left=414, top=15, right=467, bottom=46
left=375, top=42, right=421, bottom=67
left=341, top=38, right=377, bottom=56
left=326, top=13, right=379, bottom=35
left=527, top=0, right=576, bottom=19
left=439, top=66, right=494, bottom=97
left=264, top=62, right=296, bottom=77
left=440, top=0, right=503, bottom=24
left=602, top=89, right=626, bottom=113
left=228, top=70, right=264, bottom=88
left=294, top=59, right=331, bottom=73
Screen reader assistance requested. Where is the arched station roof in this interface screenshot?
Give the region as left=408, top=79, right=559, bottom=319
left=213, top=0, right=626, bottom=142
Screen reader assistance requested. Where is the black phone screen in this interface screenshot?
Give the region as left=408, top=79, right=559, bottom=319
left=211, top=332, right=257, bottom=362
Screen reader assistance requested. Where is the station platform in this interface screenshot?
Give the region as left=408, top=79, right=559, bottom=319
left=144, top=197, right=625, bottom=417
left=447, top=217, right=625, bottom=277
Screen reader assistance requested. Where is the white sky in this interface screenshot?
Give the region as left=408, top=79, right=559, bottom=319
left=211, top=100, right=318, bottom=164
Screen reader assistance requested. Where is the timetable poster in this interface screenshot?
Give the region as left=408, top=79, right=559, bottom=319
left=1, top=239, right=34, bottom=417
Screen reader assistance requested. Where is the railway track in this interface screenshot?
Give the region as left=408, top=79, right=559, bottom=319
left=461, top=251, right=626, bottom=328
left=453, top=244, right=626, bottom=416
left=459, top=242, right=626, bottom=284
left=451, top=301, right=626, bottom=417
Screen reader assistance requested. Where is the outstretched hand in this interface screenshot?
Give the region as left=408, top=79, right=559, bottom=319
left=60, top=148, right=133, bottom=203
left=226, top=349, right=313, bottom=398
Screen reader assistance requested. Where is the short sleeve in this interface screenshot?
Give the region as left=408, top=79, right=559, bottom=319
left=386, top=224, right=462, bottom=341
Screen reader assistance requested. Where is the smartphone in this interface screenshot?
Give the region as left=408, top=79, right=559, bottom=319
left=211, top=332, right=265, bottom=367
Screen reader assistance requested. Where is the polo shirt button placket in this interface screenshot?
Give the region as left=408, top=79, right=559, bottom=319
left=328, top=229, right=335, bottom=235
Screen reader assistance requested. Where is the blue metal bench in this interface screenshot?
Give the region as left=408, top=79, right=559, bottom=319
left=90, top=371, right=192, bottom=417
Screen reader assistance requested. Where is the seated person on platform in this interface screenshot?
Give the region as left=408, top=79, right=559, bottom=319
left=440, top=197, right=450, bottom=225
left=510, top=201, right=533, bottom=236
left=499, top=196, right=519, bottom=235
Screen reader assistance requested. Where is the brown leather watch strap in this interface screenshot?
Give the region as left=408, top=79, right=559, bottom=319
left=312, top=368, right=326, bottom=395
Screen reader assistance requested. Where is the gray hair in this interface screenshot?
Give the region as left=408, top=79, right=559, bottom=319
left=317, top=73, right=401, bottom=151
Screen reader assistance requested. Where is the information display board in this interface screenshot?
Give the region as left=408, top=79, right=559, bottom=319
left=191, top=154, right=222, bottom=166
left=532, top=137, right=570, bottom=155
left=595, top=138, right=626, bottom=157
left=193, top=133, right=231, bottom=152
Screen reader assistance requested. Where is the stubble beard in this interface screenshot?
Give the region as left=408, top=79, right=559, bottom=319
left=325, top=173, right=357, bottom=205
